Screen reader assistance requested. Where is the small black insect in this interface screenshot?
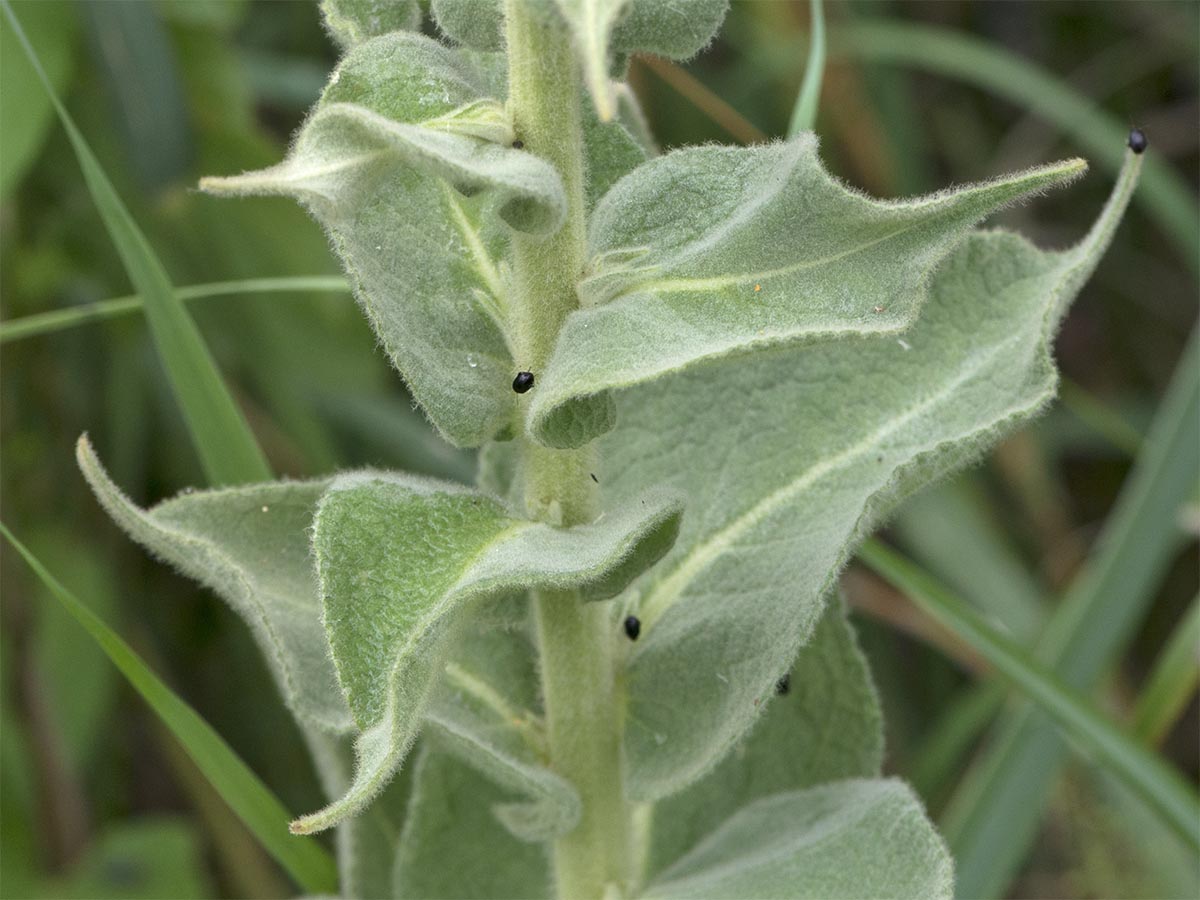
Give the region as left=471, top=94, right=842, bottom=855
left=512, top=371, right=535, bottom=393
left=623, top=615, right=641, bottom=641
left=590, top=473, right=599, bottom=484
left=775, top=673, right=790, bottom=695
left=1127, top=127, right=1148, bottom=154
left=512, top=139, right=524, bottom=150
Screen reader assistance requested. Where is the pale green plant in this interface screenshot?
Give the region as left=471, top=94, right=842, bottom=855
left=76, top=1, right=1143, bottom=897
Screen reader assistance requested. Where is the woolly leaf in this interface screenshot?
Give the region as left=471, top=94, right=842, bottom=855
left=530, top=138, right=1086, bottom=448
left=426, top=607, right=582, bottom=841
left=304, top=731, right=413, bottom=900
left=395, top=749, right=551, bottom=899
left=431, top=0, right=729, bottom=91
left=430, top=0, right=505, bottom=51
left=320, top=0, right=421, bottom=50
left=642, top=780, right=953, bottom=899
left=644, top=598, right=883, bottom=881
left=607, top=152, right=1140, bottom=801
left=296, top=472, right=682, bottom=833
left=612, top=0, right=729, bottom=61
left=75, top=437, right=352, bottom=734
left=582, top=98, right=648, bottom=211
left=201, top=33, right=564, bottom=447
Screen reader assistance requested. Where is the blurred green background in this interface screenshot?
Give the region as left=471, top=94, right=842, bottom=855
left=1, top=1, right=1196, bottom=898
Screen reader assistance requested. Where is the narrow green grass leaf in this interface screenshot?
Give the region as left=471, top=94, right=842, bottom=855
left=0, top=524, right=338, bottom=895
left=1133, top=595, right=1200, bottom=746
left=786, top=0, right=825, bottom=137
left=0, top=0, right=77, bottom=198
left=895, top=480, right=1046, bottom=639
left=0, top=276, right=349, bottom=343
left=859, top=538, right=1200, bottom=854
left=837, top=20, right=1200, bottom=273
left=2, top=0, right=271, bottom=486
left=941, top=329, right=1199, bottom=898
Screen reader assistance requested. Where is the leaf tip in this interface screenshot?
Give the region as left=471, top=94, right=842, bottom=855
left=288, top=818, right=316, bottom=836
left=75, top=432, right=99, bottom=472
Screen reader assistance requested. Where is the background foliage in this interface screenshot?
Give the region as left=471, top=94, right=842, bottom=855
left=1, top=1, right=1196, bottom=898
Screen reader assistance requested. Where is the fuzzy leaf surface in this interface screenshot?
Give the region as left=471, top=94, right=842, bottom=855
left=304, top=730, right=412, bottom=900
left=395, top=749, right=551, bottom=899
left=430, top=0, right=728, bottom=65
left=320, top=0, right=421, bottom=50
left=298, top=472, right=682, bottom=833
left=425, top=603, right=582, bottom=841
left=201, top=33, right=563, bottom=447
left=76, top=438, right=351, bottom=734
left=605, top=156, right=1138, bottom=801
left=644, top=598, right=883, bottom=882
left=530, top=138, right=1085, bottom=447
left=642, top=779, right=953, bottom=899
left=541, top=0, right=729, bottom=123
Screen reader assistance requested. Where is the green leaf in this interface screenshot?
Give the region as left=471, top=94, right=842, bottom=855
left=0, top=275, right=349, bottom=344
left=858, top=539, right=1200, bottom=855
left=644, top=598, right=883, bottom=882
left=581, top=97, right=649, bottom=211
left=606, top=149, right=1140, bottom=802
left=893, top=479, right=1045, bottom=639
left=0, top=0, right=77, bottom=199
left=431, top=0, right=729, bottom=101
left=79, top=436, right=581, bottom=846
left=0, top=524, right=338, bottom=895
left=76, top=437, right=352, bottom=734
left=298, top=472, right=683, bottom=833
left=201, top=33, right=564, bottom=447
left=78, top=1, right=192, bottom=193
left=530, top=138, right=1085, bottom=448
left=1, top=0, right=271, bottom=487
left=426, top=611, right=582, bottom=841
left=395, top=749, right=552, bottom=899
left=641, top=780, right=953, bottom=899
left=320, top=0, right=421, bottom=50
left=429, top=0, right=505, bottom=51
left=609, top=0, right=728, bottom=61
left=27, top=533, right=121, bottom=773
left=1133, top=594, right=1200, bottom=745
left=549, top=0, right=634, bottom=121
left=304, top=731, right=412, bottom=900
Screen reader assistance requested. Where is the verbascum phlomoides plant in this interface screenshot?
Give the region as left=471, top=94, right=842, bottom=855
left=81, top=0, right=1142, bottom=896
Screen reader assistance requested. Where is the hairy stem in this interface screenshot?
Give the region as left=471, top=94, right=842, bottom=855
left=504, top=1, right=631, bottom=897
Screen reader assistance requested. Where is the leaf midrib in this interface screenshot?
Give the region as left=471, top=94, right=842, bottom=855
left=636, top=329, right=1032, bottom=632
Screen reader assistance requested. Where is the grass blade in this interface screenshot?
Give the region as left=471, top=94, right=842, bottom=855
left=894, top=480, right=1046, bottom=639
left=2, top=0, right=271, bottom=486
left=786, top=0, right=826, bottom=136
left=0, top=276, right=350, bottom=344
left=1133, top=595, right=1200, bottom=746
left=836, top=20, right=1200, bottom=273
left=0, top=524, right=339, bottom=895
left=859, top=538, right=1200, bottom=854
left=939, top=328, right=1200, bottom=898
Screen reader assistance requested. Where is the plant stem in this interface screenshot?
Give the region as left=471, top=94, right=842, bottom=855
left=504, top=2, right=630, bottom=897
left=505, top=0, right=586, bottom=379
left=533, top=588, right=630, bottom=897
